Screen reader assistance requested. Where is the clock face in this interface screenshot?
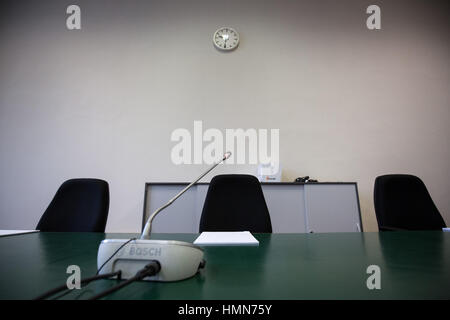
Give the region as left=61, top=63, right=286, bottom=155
left=213, top=27, right=239, bottom=51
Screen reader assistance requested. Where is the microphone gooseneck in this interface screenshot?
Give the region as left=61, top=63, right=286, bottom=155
left=140, top=152, right=232, bottom=239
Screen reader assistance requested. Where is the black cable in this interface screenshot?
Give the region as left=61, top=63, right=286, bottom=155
left=88, top=260, right=161, bottom=300
left=34, top=237, right=136, bottom=300
left=51, top=287, right=78, bottom=300
left=96, top=237, right=136, bottom=275
left=33, top=270, right=121, bottom=300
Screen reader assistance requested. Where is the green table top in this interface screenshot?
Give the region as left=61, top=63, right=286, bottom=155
left=0, top=232, right=449, bottom=299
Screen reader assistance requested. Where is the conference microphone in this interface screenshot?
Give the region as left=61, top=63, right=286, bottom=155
left=97, top=152, right=231, bottom=282
left=141, top=151, right=231, bottom=239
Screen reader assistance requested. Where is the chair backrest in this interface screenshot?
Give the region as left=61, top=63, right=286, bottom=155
left=374, top=174, right=446, bottom=231
left=199, top=174, right=272, bottom=233
left=36, top=179, right=109, bottom=232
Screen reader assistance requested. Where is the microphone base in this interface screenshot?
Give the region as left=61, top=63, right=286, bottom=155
left=97, top=239, right=204, bottom=281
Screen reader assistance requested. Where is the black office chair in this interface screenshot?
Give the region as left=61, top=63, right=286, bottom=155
left=374, top=174, right=446, bottom=231
left=36, top=178, right=110, bottom=232
left=199, top=174, right=272, bottom=233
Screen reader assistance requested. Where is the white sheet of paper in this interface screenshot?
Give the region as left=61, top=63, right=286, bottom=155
left=0, top=230, right=38, bottom=237
left=193, top=231, right=259, bottom=246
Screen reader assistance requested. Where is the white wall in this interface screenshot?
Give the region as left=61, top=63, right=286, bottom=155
left=0, top=0, right=449, bottom=232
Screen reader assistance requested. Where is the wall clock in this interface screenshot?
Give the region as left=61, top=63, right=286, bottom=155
left=213, top=27, right=239, bottom=51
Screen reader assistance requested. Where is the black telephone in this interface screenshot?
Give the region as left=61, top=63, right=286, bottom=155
left=294, top=176, right=318, bottom=183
